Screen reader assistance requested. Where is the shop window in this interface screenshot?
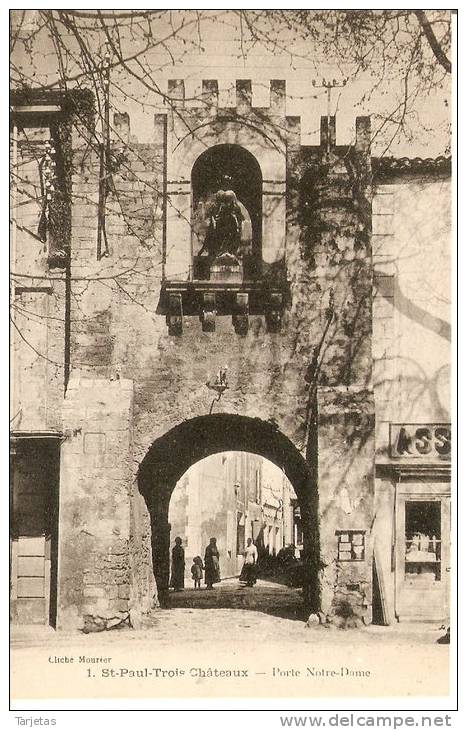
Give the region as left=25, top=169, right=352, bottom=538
left=405, top=501, right=441, bottom=582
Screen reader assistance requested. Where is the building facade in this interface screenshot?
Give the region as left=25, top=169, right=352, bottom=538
left=10, top=81, right=451, bottom=630
left=372, top=157, right=451, bottom=623
left=168, top=452, right=295, bottom=582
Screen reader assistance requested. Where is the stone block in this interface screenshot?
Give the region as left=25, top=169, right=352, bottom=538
left=111, top=599, right=130, bottom=613
left=104, top=585, right=118, bottom=599
left=118, top=584, right=131, bottom=599
left=83, top=432, right=106, bottom=454
left=83, top=572, right=101, bottom=585
left=305, top=613, right=320, bottom=627
left=83, top=585, right=107, bottom=598
left=373, top=214, right=394, bottom=236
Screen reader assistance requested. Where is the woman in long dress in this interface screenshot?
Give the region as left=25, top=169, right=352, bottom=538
left=239, top=537, right=258, bottom=587
left=170, top=536, right=185, bottom=592
left=204, top=537, right=221, bottom=589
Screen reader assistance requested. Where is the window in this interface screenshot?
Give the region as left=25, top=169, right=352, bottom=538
left=404, top=501, right=441, bottom=582
left=336, top=530, right=365, bottom=562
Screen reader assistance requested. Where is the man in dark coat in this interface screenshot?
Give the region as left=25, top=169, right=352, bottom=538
left=170, top=536, right=185, bottom=591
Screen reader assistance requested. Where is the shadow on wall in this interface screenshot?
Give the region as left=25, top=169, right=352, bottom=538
left=375, top=270, right=451, bottom=342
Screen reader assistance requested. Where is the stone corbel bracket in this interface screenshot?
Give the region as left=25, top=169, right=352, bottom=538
left=200, top=292, right=217, bottom=332
left=265, top=292, right=283, bottom=333
left=166, top=293, right=183, bottom=336
left=159, top=281, right=289, bottom=335
left=232, top=292, right=249, bottom=336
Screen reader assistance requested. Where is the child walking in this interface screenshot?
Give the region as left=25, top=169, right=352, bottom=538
left=191, top=556, right=204, bottom=589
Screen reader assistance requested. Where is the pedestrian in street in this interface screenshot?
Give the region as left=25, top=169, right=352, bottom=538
left=240, top=537, right=258, bottom=587
left=191, top=556, right=204, bottom=589
left=170, top=536, right=185, bottom=592
left=204, top=537, right=221, bottom=589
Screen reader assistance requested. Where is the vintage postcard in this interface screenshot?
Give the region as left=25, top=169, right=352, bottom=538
left=9, top=7, right=454, bottom=707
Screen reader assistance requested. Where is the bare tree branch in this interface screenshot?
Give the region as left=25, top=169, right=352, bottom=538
left=414, top=10, right=451, bottom=73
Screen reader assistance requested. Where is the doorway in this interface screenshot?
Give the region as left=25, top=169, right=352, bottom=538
left=395, top=489, right=450, bottom=622
left=10, top=438, right=60, bottom=626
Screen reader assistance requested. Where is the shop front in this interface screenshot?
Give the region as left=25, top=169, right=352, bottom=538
left=395, top=480, right=450, bottom=622
left=375, top=423, right=451, bottom=624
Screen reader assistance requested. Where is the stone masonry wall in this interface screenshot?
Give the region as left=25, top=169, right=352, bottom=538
left=371, top=171, right=451, bottom=623
left=288, top=117, right=374, bottom=622
left=57, top=375, right=134, bottom=630
left=59, top=82, right=374, bottom=626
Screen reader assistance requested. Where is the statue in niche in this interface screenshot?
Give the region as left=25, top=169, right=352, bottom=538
left=198, top=189, right=245, bottom=260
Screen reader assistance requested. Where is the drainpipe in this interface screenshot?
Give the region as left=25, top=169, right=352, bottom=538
left=10, top=122, right=18, bottom=418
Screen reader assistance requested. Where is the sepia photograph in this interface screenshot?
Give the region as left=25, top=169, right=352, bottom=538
left=9, top=6, right=455, bottom=708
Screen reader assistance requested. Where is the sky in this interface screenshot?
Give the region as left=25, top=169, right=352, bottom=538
left=10, top=9, right=452, bottom=156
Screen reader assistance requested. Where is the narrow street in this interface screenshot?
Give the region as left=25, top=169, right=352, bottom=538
left=11, top=577, right=448, bottom=651
left=168, top=577, right=307, bottom=620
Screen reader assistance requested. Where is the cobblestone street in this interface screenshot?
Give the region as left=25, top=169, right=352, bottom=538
left=167, top=577, right=307, bottom=620
left=11, top=577, right=449, bottom=650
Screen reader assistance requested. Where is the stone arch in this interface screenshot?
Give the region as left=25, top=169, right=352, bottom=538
left=168, top=119, right=284, bottom=183
left=138, top=414, right=320, bottom=610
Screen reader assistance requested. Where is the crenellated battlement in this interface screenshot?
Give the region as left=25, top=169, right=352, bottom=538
left=317, top=115, right=371, bottom=151
left=107, top=79, right=371, bottom=155
left=166, top=78, right=288, bottom=117
left=110, top=107, right=370, bottom=156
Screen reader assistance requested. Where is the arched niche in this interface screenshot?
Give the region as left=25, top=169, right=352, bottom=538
left=165, top=120, right=286, bottom=282
left=191, top=144, right=262, bottom=280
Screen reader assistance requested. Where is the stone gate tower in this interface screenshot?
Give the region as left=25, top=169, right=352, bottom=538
left=11, top=80, right=374, bottom=630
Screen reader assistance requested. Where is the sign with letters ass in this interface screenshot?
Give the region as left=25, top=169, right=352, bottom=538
left=390, top=423, right=451, bottom=460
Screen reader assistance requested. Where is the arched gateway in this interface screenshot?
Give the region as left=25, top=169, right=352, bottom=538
left=138, top=414, right=320, bottom=610
left=33, top=80, right=376, bottom=632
